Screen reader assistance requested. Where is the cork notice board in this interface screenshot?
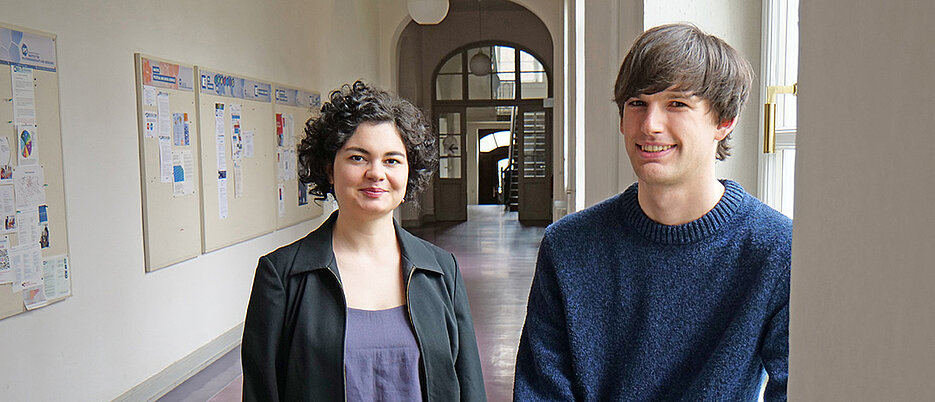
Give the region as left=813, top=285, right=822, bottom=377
left=0, top=22, right=71, bottom=320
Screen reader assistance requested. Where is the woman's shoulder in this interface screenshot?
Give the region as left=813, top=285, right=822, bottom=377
left=260, top=216, right=336, bottom=275
left=396, top=226, right=457, bottom=273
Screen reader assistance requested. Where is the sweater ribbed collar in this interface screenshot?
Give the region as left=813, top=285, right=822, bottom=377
left=620, top=179, right=746, bottom=245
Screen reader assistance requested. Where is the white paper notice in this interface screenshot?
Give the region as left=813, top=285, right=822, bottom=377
left=23, top=283, right=47, bottom=310
left=0, top=185, right=14, bottom=233
left=159, top=135, right=172, bottom=183
left=218, top=176, right=229, bottom=219
left=157, top=92, right=172, bottom=140
left=143, top=111, right=158, bottom=138
left=278, top=183, right=286, bottom=217
left=233, top=160, right=244, bottom=199
left=215, top=103, right=227, bottom=171
left=0, top=136, right=11, bottom=165
left=244, top=131, right=255, bottom=158
left=11, top=65, right=36, bottom=126
left=0, top=237, right=12, bottom=285
left=16, top=209, right=40, bottom=247
left=284, top=113, right=295, bottom=147
left=217, top=103, right=229, bottom=218
left=172, top=150, right=195, bottom=197
left=16, top=124, right=39, bottom=166
left=13, top=165, right=45, bottom=209
left=42, top=255, right=70, bottom=301
left=142, top=85, right=157, bottom=106
left=11, top=243, right=42, bottom=289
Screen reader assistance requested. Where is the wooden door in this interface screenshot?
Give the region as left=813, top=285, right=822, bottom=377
left=516, top=107, right=552, bottom=222
left=434, top=108, right=467, bottom=221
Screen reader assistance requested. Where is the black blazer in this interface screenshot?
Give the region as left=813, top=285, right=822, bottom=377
left=242, top=211, right=487, bottom=401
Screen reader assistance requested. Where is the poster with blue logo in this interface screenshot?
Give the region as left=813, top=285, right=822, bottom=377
left=0, top=27, right=56, bottom=71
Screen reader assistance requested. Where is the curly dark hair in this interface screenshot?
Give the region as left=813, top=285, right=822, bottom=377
left=298, top=80, right=437, bottom=205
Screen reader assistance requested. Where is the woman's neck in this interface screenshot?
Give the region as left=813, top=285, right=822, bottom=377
left=332, top=211, right=398, bottom=253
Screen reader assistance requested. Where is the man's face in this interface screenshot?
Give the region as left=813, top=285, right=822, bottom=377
left=620, top=88, right=734, bottom=188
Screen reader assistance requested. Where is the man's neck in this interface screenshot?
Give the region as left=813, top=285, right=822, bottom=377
left=636, top=178, right=726, bottom=226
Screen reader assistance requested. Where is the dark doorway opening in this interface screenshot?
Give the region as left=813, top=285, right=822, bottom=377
left=479, top=128, right=509, bottom=205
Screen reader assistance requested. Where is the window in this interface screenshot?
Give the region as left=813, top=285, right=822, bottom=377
left=760, top=0, right=799, bottom=218
left=434, top=44, right=549, bottom=102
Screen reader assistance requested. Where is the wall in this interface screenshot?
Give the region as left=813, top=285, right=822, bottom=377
left=791, top=1, right=935, bottom=399
left=580, top=0, right=643, bottom=207
left=0, top=0, right=383, bottom=399
left=643, top=0, right=763, bottom=194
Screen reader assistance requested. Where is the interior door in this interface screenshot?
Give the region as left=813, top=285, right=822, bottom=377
left=434, top=108, right=467, bottom=221
left=516, top=107, right=552, bottom=222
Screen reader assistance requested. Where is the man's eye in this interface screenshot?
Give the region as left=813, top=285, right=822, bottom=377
left=670, top=101, right=688, bottom=107
left=627, top=100, right=645, bottom=107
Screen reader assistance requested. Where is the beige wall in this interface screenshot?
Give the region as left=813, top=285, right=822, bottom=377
left=0, top=0, right=383, bottom=399
left=791, top=1, right=935, bottom=399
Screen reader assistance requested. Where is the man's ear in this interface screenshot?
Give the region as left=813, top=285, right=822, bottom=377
left=619, top=117, right=626, bottom=134
left=715, top=117, right=738, bottom=141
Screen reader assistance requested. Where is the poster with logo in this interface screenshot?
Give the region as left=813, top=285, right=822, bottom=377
left=141, top=57, right=194, bottom=91
left=0, top=27, right=57, bottom=71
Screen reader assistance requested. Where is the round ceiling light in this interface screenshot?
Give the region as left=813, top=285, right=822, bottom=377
left=408, top=0, right=449, bottom=25
left=469, top=52, right=492, bottom=76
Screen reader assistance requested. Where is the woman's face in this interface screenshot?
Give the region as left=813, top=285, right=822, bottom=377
left=330, top=121, right=409, bottom=219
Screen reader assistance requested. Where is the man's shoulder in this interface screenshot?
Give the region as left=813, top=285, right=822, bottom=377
left=731, top=193, right=793, bottom=261
left=546, top=193, right=625, bottom=240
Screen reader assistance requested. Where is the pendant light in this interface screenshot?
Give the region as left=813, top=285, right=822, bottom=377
left=469, top=0, right=492, bottom=76
left=408, top=0, right=449, bottom=25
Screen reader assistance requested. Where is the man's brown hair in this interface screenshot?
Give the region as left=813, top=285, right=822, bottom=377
left=614, top=23, right=755, bottom=160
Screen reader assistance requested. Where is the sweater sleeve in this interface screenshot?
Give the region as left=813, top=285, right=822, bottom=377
left=761, top=265, right=790, bottom=401
left=450, top=253, right=489, bottom=401
left=242, top=256, right=286, bottom=402
left=513, top=234, right=577, bottom=401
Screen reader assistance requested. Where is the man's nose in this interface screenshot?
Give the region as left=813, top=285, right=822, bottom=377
left=641, top=106, right=665, bottom=134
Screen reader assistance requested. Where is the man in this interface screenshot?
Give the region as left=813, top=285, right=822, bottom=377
left=514, top=23, right=792, bottom=401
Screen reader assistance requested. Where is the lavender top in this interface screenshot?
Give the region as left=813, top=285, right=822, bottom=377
left=344, top=305, right=423, bottom=402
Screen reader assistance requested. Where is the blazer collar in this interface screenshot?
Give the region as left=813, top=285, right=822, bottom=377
left=289, top=211, right=444, bottom=280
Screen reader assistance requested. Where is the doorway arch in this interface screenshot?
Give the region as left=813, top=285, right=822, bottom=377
left=395, top=0, right=554, bottom=224
left=431, top=42, right=552, bottom=222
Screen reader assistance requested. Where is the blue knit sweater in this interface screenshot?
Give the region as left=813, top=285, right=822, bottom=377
left=514, top=180, right=792, bottom=401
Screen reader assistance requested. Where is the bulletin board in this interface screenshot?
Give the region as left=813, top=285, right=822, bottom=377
left=134, top=54, right=202, bottom=272
left=196, top=68, right=276, bottom=253
left=272, top=84, right=323, bottom=229
left=0, top=23, right=71, bottom=320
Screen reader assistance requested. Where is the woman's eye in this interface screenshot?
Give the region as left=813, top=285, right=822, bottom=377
left=349, top=155, right=364, bottom=162
left=385, top=158, right=402, bottom=165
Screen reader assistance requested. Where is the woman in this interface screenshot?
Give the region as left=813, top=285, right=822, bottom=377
left=242, top=81, right=486, bottom=401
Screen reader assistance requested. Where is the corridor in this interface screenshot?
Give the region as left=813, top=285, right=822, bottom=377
left=408, top=205, right=547, bottom=402
left=162, top=205, right=547, bottom=402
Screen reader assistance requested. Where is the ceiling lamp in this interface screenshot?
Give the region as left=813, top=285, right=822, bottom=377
left=470, top=52, right=492, bottom=76
left=469, top=0, right=491, bottom=76
left=408, top=0, right=449, bottom=25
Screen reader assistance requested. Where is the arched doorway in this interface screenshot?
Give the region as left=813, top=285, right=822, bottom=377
left=432, top=43, right=552, bottom=222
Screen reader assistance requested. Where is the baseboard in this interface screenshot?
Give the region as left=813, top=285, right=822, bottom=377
left=115, top=322, right=244, bottom=402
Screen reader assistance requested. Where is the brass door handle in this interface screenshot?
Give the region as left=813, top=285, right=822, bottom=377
left=764, top=83, right=797, bottom=153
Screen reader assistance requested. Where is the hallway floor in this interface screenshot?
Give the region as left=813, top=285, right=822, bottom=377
left=159, top=204, right=546, bottom=402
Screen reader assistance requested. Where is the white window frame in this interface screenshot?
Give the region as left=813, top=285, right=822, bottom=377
left=758, top=0, right=799, bottom=218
